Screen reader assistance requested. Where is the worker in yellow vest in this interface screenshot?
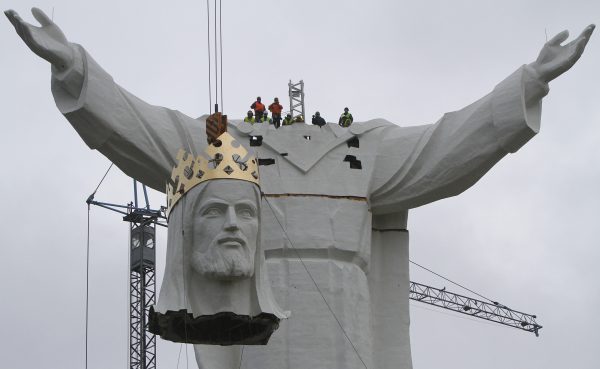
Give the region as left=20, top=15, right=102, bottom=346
left=338, top=107, right=354, bottom=127
left=260, top=111, right=271, bottom=123
left=243, top=110, right=256, bottom=124
left=282, top=113, right=294, bottom=126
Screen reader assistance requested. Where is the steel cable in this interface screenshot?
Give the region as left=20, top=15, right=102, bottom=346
left=409, top=259, right=496, bottom=304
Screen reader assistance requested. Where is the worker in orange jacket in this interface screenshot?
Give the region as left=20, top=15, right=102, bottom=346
left=268, top=97, right=283, bottom=128
left=250, top=97, right=265, bottom=121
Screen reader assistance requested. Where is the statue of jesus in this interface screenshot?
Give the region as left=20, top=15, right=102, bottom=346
left=5, top=7, right=595, bottom=369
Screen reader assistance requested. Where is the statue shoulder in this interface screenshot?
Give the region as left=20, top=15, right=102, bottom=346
left=228, top=119, right=253, bottom=134
left=349, top=118, right=396, bottom=136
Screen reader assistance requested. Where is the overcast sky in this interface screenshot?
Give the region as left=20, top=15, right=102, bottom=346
left=1, top=1, right=599, bottom=369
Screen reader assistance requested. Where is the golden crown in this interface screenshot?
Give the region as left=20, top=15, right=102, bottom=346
left=166, top=132, right=259, bottom=218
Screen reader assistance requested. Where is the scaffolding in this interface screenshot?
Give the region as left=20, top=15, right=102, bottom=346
left=129, top=220, right=157, bottom=369
left=288, top=80, right=305, bottom=121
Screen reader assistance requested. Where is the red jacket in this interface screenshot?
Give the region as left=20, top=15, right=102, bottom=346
left=251, top=101, right=265, bottom=112
left=269, top=102, right=283, bottom=115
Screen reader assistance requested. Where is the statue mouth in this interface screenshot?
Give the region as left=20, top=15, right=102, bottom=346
left=217, top=236, right=245, bottom=247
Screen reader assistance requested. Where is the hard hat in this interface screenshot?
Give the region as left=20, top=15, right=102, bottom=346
left=248, top=110, right=253, bottom=115
left=344, top=107, right=349, bottom=111
left=315, top=111, right=320, bottom=115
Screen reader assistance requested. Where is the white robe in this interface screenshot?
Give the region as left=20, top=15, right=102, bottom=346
left=51, top=44, right=548, bottom=369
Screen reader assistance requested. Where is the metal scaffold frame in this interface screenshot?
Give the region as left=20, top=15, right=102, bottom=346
left=288, top=80, right=305, bottom=120
left=129, top=220, right=157, bottom=369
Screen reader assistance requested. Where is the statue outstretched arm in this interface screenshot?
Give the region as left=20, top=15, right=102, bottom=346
left=5, top=8, right=74, bottom=71
left=370, top=26, right=594, bottom=214
left=5, top=8, right=205, bottom=192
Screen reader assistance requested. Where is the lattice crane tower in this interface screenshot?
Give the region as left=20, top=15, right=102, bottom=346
left=288, top=80, right=305, bottom=121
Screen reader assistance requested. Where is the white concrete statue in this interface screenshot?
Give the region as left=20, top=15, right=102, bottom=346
left=149, top=136, right=288, bottom=355
left=5, top=7, right=595, bottom=369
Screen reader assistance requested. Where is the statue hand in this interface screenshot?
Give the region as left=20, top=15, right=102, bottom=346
left=529, top=25, right=595, bottom=83
left=5, top=7, right=74, bottom=71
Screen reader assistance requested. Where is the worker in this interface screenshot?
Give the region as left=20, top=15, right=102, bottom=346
left=243, top=110, right=255, bottom=124
left=338, top=107, right=354, bottom=127
left=282, top=113, right=294, bottom=126
left=260, top=111, right=271, bottom=124
left=294, top=115, right=304, bottom=123
left=312, top=111, right=326, bottom=127
left=269, top=97, right=283, bottom=128
left=250, top=97, right=265, bottom=121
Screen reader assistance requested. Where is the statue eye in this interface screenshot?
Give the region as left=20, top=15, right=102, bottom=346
left=238, top=207, right=255, bottom=218
left=203, top=207, right=222, bottom=217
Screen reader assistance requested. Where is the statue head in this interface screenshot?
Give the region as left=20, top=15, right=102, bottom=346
left=152, top=132, right=287, bottom=345
left=189, top=179, right=258, bottom=280
left=161, top=132, right=263, bottom=283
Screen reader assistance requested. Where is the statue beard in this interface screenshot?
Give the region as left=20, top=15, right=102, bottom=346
left=190, top=244, right=254, bottom=280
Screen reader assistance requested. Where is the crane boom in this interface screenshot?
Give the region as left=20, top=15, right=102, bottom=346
left=409, top=281, right=542, bottom=336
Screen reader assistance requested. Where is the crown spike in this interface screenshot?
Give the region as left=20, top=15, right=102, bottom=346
left=166, top=132, right=259, bottom=218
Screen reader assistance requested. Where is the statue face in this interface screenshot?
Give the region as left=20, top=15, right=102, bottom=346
left=190, top=181, right=258, bottom=280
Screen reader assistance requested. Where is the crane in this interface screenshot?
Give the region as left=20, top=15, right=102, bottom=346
left=409, top=281, right=542, bottom=336
left=87, top=179, right=166, bottom=369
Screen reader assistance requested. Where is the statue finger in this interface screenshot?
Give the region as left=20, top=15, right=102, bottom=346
left=4, top=9, right=18, bottom=22
left=8, top=10, right=31, bottom=28
left=4, top=9, right=20, bottom=22
left=31, top=7, right=52, bottom=27
left=8, top=14, right=27, bottom=39
left=546, top=30, right=569, bottom=46
left=571, top=37, right=588, bottom=62
left=5, top=10, right=36, bottom=38
left=565, top=24, right=595, bottom=48
left=579, top=24, right=595, bottom=41
left=4, top=9, right=23, bottom=32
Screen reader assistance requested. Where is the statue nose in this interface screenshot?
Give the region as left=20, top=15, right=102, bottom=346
left=224, top=206, right=239, bottom=231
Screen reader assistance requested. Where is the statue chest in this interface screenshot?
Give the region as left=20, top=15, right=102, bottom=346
left=259, top=195, right=372, bottom=269
left=230, top=123, right=379, bottom=198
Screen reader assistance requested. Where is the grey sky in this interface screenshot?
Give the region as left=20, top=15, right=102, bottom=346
left=1, top=1, right=598, bottom=368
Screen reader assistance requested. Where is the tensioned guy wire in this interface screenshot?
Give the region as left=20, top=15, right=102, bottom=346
left=206, top=0, right=212, bottom=114
left=85, top=162, right=114, bottom=369
left=176, top=344, right=183, bottom=369
left=85, top=204, right=90, bottom=369
left=237, top=345, right=245, bottom=369
left=213, top=0, right=218, bottom=110
left=219, top=0, right=223, bottom=111
left=181, top=196, right=190, bottom=369
left=206, top=0, right=224, bottom=113
left=91, top=163, right=113, bottom=197
left=409, top=259, right=496, bottom=304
